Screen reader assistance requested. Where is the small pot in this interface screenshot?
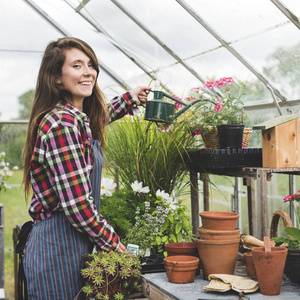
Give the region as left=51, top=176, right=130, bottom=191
left=196, top=238, right=240, bottom=280
left=199, top=211, right=239, bottom=231
left=244, top=252, right=256, bottom=277
left=198, top=227, right=240, bottom=240
left=252, top=246, right=288, bottom=295
left=164, top=255, right=200, bottom=284
left=165, top=242, right=198, bottom=257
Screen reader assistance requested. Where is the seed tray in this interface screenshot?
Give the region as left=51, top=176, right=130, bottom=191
left=188, top=148, right=262, bottom=171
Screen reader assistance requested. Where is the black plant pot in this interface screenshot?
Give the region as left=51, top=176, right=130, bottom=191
left=140, top=254, right=165, bottom=274
left=217, top=124, right=245, bottom=149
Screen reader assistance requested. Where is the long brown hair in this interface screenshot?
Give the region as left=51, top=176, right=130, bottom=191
left=22, top=37, right=108, bottom=201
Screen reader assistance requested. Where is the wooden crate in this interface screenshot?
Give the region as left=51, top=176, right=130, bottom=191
left=253, top=114, right=300, bottom=168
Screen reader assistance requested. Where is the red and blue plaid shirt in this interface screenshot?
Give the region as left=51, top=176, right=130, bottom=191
left=28, top=93, right=136, bottom=251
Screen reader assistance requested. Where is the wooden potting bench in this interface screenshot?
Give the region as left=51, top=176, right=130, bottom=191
left=186, top=149, right=300, bottom=240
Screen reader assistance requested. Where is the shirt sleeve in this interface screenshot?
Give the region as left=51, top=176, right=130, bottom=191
left=43, top=123, right=119, bottom=251
left=108, top=92, right=140, bottom=122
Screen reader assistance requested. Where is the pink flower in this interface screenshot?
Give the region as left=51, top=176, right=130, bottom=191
left=175, top=102, right=183, bottom=109
left=204, top=81, right=215, bottom=90
left=214, top=99, right=223, bottom=112
left=242, top=142, right=245, bottom=149
left=284, top=194, right=300, bottom=202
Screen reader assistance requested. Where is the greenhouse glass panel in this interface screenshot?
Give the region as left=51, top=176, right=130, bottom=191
left=232, top=24, right=300, bottom=100
left=184, top=0, right=289, bottom=41
left=111, top=0, right=221, bottom=59
left=80, top=0, right=177, bottom=68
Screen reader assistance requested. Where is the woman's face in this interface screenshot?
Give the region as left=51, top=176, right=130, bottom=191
left=57, top=48, right=97, bottom=104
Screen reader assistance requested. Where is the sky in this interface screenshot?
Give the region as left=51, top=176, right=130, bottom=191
left=0, top=0, right=300, bottom=121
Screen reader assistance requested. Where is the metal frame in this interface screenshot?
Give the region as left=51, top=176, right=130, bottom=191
left=24, top=0, right=131, bottom=90
left=176, top=0, right=288, bottom=104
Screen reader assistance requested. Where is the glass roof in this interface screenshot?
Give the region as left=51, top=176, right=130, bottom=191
left=0, top=0, right=300, bottom=120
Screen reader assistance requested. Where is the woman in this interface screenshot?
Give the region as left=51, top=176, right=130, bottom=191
left=21, top=37, right=150, bottom=299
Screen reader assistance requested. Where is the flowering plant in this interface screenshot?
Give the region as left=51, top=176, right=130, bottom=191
left=271, top=192, right=300, bottom=249
left=124, top=187, right=194, bottom=256
left=186, top=77, right=246, bottom=136
left=0, top=152, right=18, bottom=192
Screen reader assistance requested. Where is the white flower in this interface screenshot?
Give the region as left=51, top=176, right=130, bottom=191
left=0, top=161, right=5, bottom=167
left=6, top=170, right=12, bottom=176
left=13, top=166, right=19, bottom=170
left=155, top=189, right=173, bottom=202
left=0, top=152, right=5, bottom=156
left=131, top=181, right=150, bottom=193
left=100, top=177, right=117, bottom=197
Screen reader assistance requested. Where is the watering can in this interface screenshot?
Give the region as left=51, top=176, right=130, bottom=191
left=144, top=90, right=216, bottom=123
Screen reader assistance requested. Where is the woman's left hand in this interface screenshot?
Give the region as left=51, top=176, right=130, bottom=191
left=129, top=86, right=151, bottom=105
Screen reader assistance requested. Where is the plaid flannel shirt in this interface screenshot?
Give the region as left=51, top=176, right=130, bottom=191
left=28, top=93, right=137, bottom=251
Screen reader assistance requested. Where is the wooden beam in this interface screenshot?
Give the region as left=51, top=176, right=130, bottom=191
left=253, top=114, right=298, bottom=130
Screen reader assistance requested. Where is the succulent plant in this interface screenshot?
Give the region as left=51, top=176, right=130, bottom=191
left=81, top=251, right=142, bottom=299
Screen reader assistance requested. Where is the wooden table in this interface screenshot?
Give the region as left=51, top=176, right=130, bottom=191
left=186, top=149, right=300, bottom=240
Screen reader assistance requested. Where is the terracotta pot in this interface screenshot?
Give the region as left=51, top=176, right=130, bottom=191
left=198, top=227, right=240, bottom=240
left=252, top=247, right=288, bottom=295
left=196, top=238, right=240, bottom=280
left=244, top=252, right=256, bottom=277
left=164, top=255, right=200, bottom=284
left=165, top=242, right=198, bottom=257
left=199, top=211, right=239, bottom=230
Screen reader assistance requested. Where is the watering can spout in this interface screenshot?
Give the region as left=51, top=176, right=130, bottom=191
left=144, top=90, right=216, bottom=123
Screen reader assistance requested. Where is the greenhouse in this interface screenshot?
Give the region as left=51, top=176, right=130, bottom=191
left=1, top=0, right=300, bottom=299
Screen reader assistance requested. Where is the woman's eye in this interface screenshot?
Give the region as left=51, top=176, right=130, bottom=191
left=73, top=64, right=81, bottom=68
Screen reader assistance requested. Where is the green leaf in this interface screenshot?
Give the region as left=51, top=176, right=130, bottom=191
left=177, top=232, right=183, bottom=242
left=175, top=223, right=182, bottom=234
left=170, top=234, right=177, bottom=242
left=156, top=236, right=162, bottom=245
left=163, top=251, right=168, bottom=257
left=162, top=235, right=168, bottom=243
left=284, top=227, right=300, bottom=244
left=161, top=221, right=168, bottom=233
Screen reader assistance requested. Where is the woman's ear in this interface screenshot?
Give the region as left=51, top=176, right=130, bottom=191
left=56, top=77, right=62, bottom=84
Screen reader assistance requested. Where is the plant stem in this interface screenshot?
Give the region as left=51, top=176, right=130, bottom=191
left=292, top=201, right=300, bottom=229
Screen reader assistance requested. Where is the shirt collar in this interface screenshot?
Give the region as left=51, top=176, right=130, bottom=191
left=57, top=102, right=89, bottom=123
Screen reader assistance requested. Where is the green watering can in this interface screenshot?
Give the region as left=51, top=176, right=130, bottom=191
left=144, top=90, right=216, bottom=123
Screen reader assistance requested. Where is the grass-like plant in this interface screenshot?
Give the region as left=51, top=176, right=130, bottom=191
left=104, top=115, right=197, bottom=197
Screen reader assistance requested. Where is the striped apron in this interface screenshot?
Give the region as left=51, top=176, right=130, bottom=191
left=24, top=140, right=104, bottom=300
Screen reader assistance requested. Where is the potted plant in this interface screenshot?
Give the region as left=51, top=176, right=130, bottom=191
left=271, top=191, right=300, bottom=284
left=124, top=188, right=194, bottom=274
left=185, top=77, right=248, bottom=149
left=80, top=251, right=142, bottom=300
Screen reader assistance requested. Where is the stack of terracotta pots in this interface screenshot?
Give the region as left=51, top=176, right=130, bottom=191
left=196, top=211, right=240, bottom=280
left=164, top=242, right=200, bottom=283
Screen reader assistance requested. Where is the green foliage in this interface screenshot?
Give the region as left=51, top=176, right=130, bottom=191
left=81, top=251, right=141, bottom=299
left=17, top=89, right=35, bottom=119
left=105, top=115, right=195, bottom=196
left=124, top=201, right=164, bottom=255
left=272, top=227, right=300, bottom=249
left=100, top=188, right=157, bottom=240
left=0, top=125, right=27, bottom=167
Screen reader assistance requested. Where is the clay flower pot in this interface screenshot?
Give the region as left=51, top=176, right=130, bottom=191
left=196, top=238, right=240, bottom=280
left=199, top=211, right=239, bottom=230
left=164, top=255, right=200, bottom=284
left=165, top=242, right=198, bottom=257
left=243, top=252, right=256, bottom=277
left=198, top=227, right=240, bottom=240
left=252, top=247, right=288, bottom=295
